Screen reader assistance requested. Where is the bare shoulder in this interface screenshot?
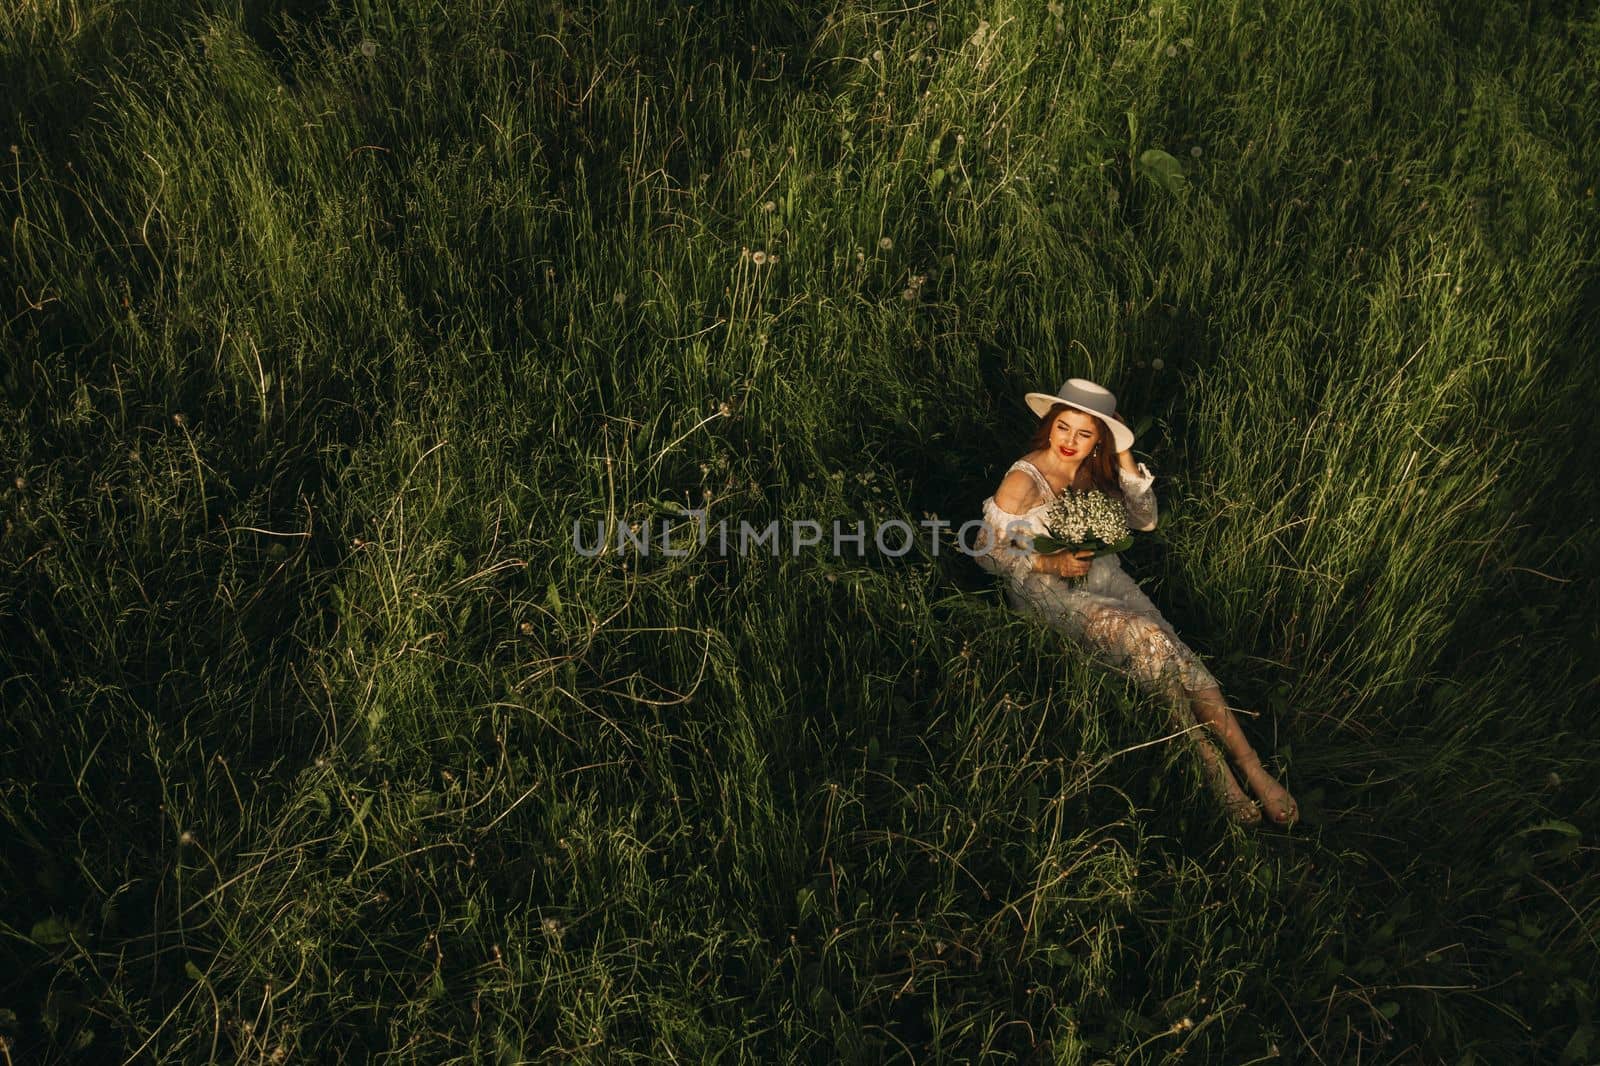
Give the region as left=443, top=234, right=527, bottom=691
left=993, top=468, right=1042, bottom=513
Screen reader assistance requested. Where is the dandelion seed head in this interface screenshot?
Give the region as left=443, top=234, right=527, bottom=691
left=1190, top=145, right=1202, bottom=157
left=1166, top=44, right=1177, bottom=57
left=179, top=830, right=195, bottom=846
left=1152, top=358, right=1165, bottom=370
left=359, top=38, right=377, bottom=57
left=879, top=236, right=893, bottom=250
left=762, top=200, right=776, bottom=212
left=752, top=250, right=768, bottom=266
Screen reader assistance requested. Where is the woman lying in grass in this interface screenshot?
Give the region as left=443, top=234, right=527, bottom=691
left=978, top=377, right=1298, bottom=826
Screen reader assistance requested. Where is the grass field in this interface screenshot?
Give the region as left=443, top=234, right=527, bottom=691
left=3, top=0, right=1598, bottom=1061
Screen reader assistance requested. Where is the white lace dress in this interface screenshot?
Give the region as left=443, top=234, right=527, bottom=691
left=977, top=458, right=1219, bottom=694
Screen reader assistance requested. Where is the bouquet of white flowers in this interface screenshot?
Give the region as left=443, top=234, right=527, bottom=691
left=1030, top=488, right=1133, bottom=558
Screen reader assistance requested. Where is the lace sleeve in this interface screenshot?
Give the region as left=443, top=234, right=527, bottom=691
left=1119, top=462, right=1158, bottom=532
left=976, top=498, right=1041, bottom=582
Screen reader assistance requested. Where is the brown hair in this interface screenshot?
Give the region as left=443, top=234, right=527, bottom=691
left=1026, top=402, right=1123, bottom=495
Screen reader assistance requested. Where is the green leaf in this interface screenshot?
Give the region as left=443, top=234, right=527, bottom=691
left=185, top=961, right=205, bottom=981
left=1032, top=534, right=1135, bottom=557
left=1560, top=1022, right=1594, bottom=1065
left=30, top=917, right=81, bottom=946
left=1517, top=820, right=1580, bottom=840
left=1377, top=1000, right=1401, bottom=1020
left=1136, top=148, right=1188, bottom=194
left=931, top=167, right=946, bottom=192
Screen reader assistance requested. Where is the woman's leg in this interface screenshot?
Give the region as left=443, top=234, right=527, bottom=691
left=1036, top=598, right=1273, bottom=819
left=1188, top=685, right=1298, bottom=824
left=1168, top=679, right=1262, bottom=826
left=1069, top=602, right=1262, bottom=824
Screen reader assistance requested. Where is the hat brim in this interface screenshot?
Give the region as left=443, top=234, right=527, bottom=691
left=1025, top=393, right=1136, bottom=452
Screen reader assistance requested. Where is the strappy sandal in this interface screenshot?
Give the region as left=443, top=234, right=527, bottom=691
left=1258, top=787, right=1299, bottom=827
left=1238, top=757, right=1298, bottom=826
left=1199, top=752, right=1262, bottom=826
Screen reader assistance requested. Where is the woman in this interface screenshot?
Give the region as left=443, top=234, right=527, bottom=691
left=977, top=377, right=1298, bottom=826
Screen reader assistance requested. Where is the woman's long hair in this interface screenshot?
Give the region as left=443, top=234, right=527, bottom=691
left=1027, top=402, right=1123, bottom=495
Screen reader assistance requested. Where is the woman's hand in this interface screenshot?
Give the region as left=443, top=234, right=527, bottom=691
left=1038, top=549, right=1095, bottom=578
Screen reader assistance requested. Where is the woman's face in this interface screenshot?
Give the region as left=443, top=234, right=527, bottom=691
left=1048, top=409, right=1101, bottom=462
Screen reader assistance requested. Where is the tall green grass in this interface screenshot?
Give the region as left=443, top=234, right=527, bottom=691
left=3, top=0, right=1597, bottom=1061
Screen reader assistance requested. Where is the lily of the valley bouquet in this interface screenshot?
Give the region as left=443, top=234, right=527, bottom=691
left=1029, top=489, right=1134, bottom=560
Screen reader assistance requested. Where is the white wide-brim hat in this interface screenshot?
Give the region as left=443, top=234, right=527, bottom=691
left=1024, top=377, right=1134, bottom=453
